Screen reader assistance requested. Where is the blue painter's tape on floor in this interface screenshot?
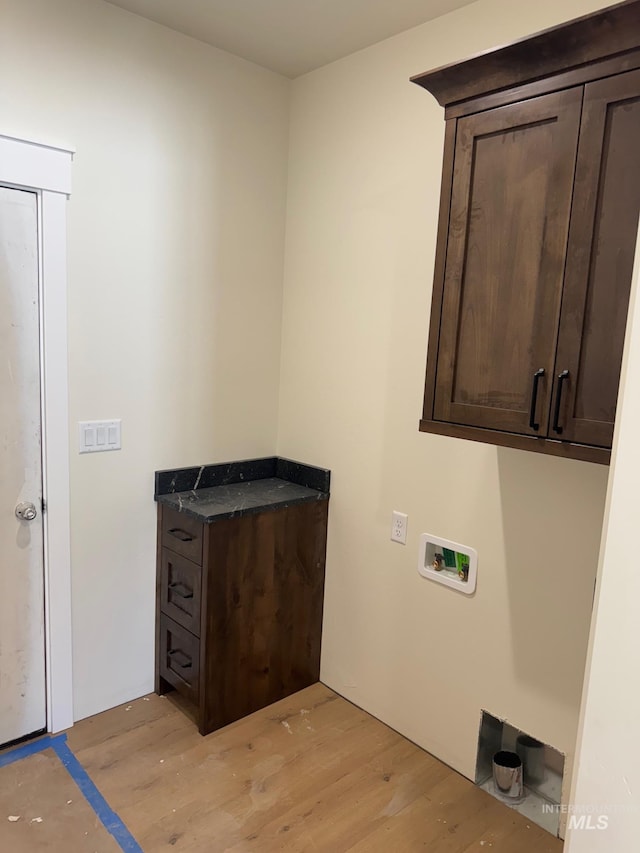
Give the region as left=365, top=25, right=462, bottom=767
left=51, top=736, right=143, bottom=853
left=0, top=732, right=143, bottom=853
left=0, top=734, right=53, bottom=767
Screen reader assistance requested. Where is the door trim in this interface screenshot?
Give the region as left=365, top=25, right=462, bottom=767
left=0, top=133, right=74, bottom=733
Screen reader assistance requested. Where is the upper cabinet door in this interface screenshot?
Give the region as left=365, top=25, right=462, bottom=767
left=433, top=89, right=583, bottom=435
left=552, top=69, right=640, bottom=448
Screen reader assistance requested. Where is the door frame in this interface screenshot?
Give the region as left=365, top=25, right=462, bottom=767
left=0, top=133, right=74, bottom=733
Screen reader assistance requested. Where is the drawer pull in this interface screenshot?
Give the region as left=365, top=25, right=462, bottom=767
left=168, top=527, right=195, bottom=542
left=169, top=581, right=194, bottom=600
left=168, top=649, right=192, bottom=669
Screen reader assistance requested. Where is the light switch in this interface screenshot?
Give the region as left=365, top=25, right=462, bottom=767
left=79, top=420, right=121, bottom=453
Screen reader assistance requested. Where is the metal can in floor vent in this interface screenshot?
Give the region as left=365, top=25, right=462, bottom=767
left=516, top=734, right=546, bottom=787
left=492, top=750, right=524, bottom=801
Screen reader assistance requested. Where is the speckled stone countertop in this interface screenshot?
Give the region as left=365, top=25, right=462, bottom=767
left=154, top=457, right=330, bottom=523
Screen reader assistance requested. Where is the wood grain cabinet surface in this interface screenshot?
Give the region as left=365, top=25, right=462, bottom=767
left=155, top=499, right=328, bottom=735
left=413, top=0, right=640, bottom=464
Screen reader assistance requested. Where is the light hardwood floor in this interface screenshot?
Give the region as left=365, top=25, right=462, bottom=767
left=62, top=683, right=562, bottom=852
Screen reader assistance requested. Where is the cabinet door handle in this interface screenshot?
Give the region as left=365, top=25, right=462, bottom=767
left=168, top=581, right=194, bottom=600
left=552, top=370, right=570, bottom=435
left=168, top=649, right=192, bottom=669
left=528, top=368, right=545, bottom=431
left=168, top=527, right=194, bottom=542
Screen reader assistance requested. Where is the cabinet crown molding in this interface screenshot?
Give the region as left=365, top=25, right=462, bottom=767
left=411, top=0, right=640, bottom=107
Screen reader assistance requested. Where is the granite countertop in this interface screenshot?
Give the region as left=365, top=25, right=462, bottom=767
left=154, top=457, right=330, bottom=524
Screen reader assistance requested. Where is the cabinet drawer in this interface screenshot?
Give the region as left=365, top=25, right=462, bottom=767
left=160, top=549, right=201, bottom=637
left=159, top=615, right=200, bottom=703
left=161, top=506, right=203, bottom=565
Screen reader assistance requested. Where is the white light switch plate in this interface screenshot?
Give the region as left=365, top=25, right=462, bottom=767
left=79, top=419, right=121, bottom=453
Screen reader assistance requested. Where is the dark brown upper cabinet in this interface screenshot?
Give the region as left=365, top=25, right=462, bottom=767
left=413, top=0, right=640, bottom=465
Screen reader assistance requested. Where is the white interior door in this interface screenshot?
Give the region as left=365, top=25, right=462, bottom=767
left=0, top=186, right=46, bottom=745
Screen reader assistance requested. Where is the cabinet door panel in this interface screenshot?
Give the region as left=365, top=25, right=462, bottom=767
left=553, top=69, right=640, bottom=447
left=434, top=89, right=582, bottom=434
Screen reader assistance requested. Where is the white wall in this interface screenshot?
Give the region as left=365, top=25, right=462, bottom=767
left=0, top=0, right=290, bottom=720
left=278, top=0, right=613, bottom=794
left=565, top=227, right=640, bottom=851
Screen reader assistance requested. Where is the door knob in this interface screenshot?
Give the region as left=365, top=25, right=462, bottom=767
left=15, top=501, right=38, bottom=521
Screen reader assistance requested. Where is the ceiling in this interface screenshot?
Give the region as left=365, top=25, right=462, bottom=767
left=104, top=0, right=478, bottom=78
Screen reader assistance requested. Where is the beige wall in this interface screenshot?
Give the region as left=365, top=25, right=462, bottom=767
left=278, top=0, right=613, bottom=789
left=565, top=228, right=640, bottom=851
left=0, top=0, right=290, bottom=720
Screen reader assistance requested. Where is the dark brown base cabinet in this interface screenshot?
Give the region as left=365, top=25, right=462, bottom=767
left=155, top=501, right=328, bottom=735
left=413, top=1, right=640, bottom=465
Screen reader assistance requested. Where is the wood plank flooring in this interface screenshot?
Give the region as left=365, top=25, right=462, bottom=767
left=30, top=683, right=563, bottom=851
left=0, top=746, right=120, bottom=852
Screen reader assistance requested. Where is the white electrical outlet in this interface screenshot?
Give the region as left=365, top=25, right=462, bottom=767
left=391, top=511, right=408, bottom=544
